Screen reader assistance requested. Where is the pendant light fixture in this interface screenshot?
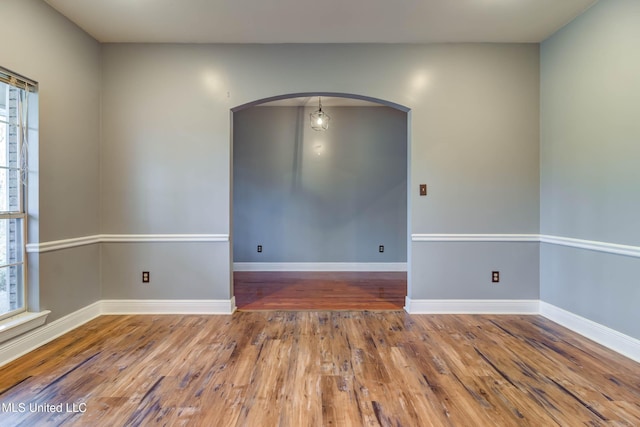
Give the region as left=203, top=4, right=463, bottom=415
left=310, top=96, right=330, bottom=131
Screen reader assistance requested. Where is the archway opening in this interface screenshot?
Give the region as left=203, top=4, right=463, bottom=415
left=231, top=93, right=411, bottom=310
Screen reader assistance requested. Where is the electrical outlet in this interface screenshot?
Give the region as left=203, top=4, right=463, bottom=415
left=142, top=271, right=150, bottom=283
left=492, top=271, right=500, bottom=283
left=257, top=245, right=263, bottom=253
left=379, top=245, right=384, bottom=253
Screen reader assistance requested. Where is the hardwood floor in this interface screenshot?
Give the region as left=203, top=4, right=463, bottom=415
left=234, top=271, right=407, bottom=310
left=1, top=312, right=639, bottom=426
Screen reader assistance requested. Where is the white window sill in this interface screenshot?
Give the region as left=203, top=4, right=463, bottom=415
left=0, top=311, right=51, bottom=344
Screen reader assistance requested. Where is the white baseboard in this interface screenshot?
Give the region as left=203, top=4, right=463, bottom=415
left=233, top=262, right=407, bottom=272
left=0, top=298, right=236, bottom=367
left=404, top=298, right=540, bottom=314
left=101, top=299, right=236, bottom=315
left=2, top=299, right=638, bottom=368
left=0, top=302, right=101, bottom=368
left=539, top=301, right=640, bottom=363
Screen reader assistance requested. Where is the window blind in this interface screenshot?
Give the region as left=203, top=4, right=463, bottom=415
left=0, top=67, right=37, bottom=91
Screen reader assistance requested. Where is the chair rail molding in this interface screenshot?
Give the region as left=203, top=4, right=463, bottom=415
left=26, top=233, right=640, bottom=258
left=412, top=234, right=640, bottom=258
left=539, top=234, right=640, bottom=258
left=411, top=234, right=539, bottom=242
left=26, top=234, right=230, bottom=253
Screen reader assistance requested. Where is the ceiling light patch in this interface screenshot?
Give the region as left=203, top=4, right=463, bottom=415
left=411, top=70, right=430, bottom=92
left=405, top=69, right=432, bottom=105
left=201, top=69, right=229, bottom=101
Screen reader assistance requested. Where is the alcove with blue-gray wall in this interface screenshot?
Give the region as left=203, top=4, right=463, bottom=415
left=233, top=105, right=408, bottom=265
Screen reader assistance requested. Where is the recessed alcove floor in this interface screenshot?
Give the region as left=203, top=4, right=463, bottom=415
left=233, top=271, right=407, bottom=311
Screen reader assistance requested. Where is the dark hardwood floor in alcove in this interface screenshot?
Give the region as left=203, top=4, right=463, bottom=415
left=233, top=271, right=407, bottom=310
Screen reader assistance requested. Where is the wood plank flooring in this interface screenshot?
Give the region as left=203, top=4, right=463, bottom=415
left=1, top=312, right=640, bottom=426
left=234, top=271, right=407, bottom=310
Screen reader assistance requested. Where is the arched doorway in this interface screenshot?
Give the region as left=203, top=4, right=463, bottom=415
left=231, top=93, right=411, bottom=310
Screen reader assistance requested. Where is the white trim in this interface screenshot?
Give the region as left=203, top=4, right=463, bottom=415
left=411, top=234, right=539, bottom=242
left=0, top=302, right=101, bottom=367
left=100, top=234, right=229, bottom=243
left=26, top=235, right=100, bottom=253
left=25, top=233, right=640, bottom=258
left=411, top=233, right=640, bottom=258
left=539, top=302, right=640, bottom=363
left=539, top=234, right=640, bottom=258
left=101, top=299, right=236, bottom=315
left=0, top=298, right=236, bottom=367
left=26, top=234, right=230, bottom=253
left=0, top=311, right=50, bottom=344
left=404, top=298, right=540, bottom=314
left=233, top=262, right=408, bottom=272
left=1, top=299, right=638, bottom=368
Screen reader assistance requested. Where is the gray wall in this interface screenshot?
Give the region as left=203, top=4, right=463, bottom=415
left=4, top=0, right=638, bottom=346
left=0, top=4, right=541, bottom=309
left=8, top=1, right=639, bottom=345
left=101, top=43, right=540, bottom=300
left=540, top=0, right=640, bottom=339
left=0, top=0, right=101, bottom=321
left=413, top=242, right=539, bottom=299
left=101, top=243, right=230, bottom=299
left=233, top=106, right=408, bottom=263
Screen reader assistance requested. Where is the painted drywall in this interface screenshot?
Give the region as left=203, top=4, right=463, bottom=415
left=38, top=246, right=101, bottom=322
left=540, top=0, right=640, bottom=338
left=540, top=244, right=639, bottom=339
left=412, top=242, right=539, bottom=299
left=0, top=0, right=101, bottom=242
left=101, top=243, right=230, bottom=300
left=233, top=106, right=408, bottom=263
left=0, top=0, right=101, bottom=321
left=101, top=43, right=540, bottom=300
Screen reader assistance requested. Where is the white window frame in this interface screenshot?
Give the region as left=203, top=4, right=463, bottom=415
left=0, top=68, right=34, bottom=322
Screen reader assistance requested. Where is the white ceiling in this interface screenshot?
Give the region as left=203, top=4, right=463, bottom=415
left=44, top=0, right=597, bottom=44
